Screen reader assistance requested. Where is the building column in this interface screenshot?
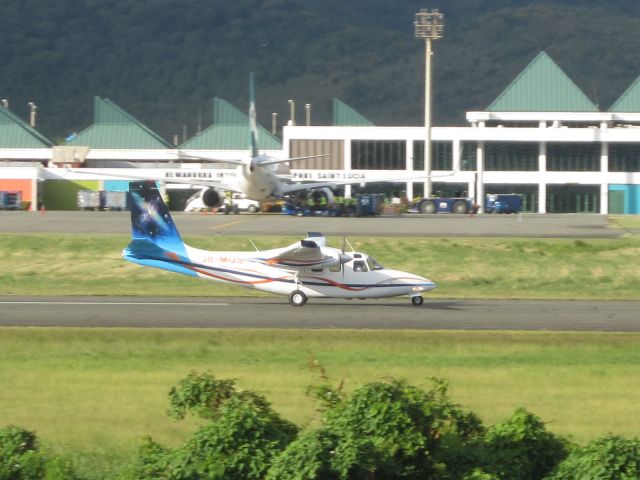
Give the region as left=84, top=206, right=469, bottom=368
left=538, top=183, right=547, bottom=214
left=344, top=138, right=352, bottom=199
left=538, top=141, right=547, bottom=213
left=452, top=139, right=461, bottom=172
left=539, top=141, right=546, bottom=173
left=600, top=141, right=609, bottom=214
left=405, top=139, right=413, bottom=201
left=476, top=142, right=484, bottom=212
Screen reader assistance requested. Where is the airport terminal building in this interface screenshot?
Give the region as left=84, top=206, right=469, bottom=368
left=1, top=51, right=640, bottom=213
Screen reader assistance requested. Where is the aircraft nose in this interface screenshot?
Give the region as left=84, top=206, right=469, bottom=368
left=412, top=276, right=437, bottom=293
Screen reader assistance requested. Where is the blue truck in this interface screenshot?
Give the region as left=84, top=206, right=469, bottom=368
left=410, top=196, right=475, bottom=214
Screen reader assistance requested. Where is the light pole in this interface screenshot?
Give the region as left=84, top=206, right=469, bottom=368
left=414, top=8, right=444, bottom=198
left=305, top=103, right=311, bottom=126
left=288, top=99, right=295, bottom=126
left=28, top=101, right=38, bottom=127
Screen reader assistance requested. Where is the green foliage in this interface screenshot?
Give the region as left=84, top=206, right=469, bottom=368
left=0, top=426, right=45, bottom=480
left=269, top=378, right=486, bottom=480
left=547, top=436, right=640, bottom=480
left=127, top=372, right=298, bottom=480
left=167, top=371, right=237, bottom=420
left=0, top=426, right=79, bottom=480
left=480, top=408, right=567, bottom=480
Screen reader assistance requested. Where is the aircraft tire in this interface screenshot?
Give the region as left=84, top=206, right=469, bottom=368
left=411, top=296, right=424, bottom=306
left=289, top=290, right=308, bottom=307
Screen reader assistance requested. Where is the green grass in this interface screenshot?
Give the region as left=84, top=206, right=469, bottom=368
left=1, top=328, right=640, bottom=479
left=2, top=234, right=640, bottom=299
left=609, top=215, right=640, bottom=230
left=2, top=233, right=640, bottom=478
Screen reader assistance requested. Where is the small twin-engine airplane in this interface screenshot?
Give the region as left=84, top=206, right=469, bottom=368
left=125, top=180, right=436, bottom=306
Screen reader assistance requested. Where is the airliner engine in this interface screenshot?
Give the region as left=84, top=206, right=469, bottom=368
left=184, top=187, right=225, bottom=212
left=201, top=187, right=224, bottom=208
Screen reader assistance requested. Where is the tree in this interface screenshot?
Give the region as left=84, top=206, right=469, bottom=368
left=0, top=426, right=79, bottom=480
left=480, top=408, right=567, bottom=480
left=267, top=378, right=485, bottom=480
left=126, top=371, right=298, bottom=480
left=547, top=436, right=640, bottom=480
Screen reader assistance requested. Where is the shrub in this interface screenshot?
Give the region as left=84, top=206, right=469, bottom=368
left=481, top=408, right=567, bottom=480
left=547, top=436, right=640, bottom=480
left=268, top=378, right=485, bottom=480
left=127, top=372, right=298, bottom=480
left=0, top=426, right=79, bottom=480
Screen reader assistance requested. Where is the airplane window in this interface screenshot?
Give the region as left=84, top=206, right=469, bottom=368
left=366, top=257, right=384, bottom=270
left=353, top=260, right=367, bottom=272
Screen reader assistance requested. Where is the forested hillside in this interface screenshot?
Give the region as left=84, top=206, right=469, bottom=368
left=2, top=0, right=640, bottom=143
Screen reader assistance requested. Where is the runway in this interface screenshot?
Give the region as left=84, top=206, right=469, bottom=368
left=1, top=296, right=638, bottom=331
left=0, top=210, right=621, bottom=238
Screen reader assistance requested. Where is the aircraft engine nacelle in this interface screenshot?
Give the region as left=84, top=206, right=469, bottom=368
left=201, top=187, right=225, bottom=208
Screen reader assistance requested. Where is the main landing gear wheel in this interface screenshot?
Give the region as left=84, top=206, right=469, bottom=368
left=411, top=296, right=424, bottom=306
left=289, top=290, right=308, bottom=307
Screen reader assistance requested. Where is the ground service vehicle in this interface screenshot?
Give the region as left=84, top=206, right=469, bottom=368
left=484, top=194, right=523, bottom=214
left=411, top=196, right=474, bottom=214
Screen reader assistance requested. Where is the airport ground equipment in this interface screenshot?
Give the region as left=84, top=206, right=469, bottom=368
left=484, top=194, right=523, bottom=214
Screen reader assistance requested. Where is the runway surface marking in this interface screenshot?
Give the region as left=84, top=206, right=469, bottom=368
left=210, top=218, right=251, bottom=231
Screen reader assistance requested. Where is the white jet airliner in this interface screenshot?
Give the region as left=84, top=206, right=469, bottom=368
left=125, top=180, right=436, bottom=306
left=70, top=73, right=453, bottom=208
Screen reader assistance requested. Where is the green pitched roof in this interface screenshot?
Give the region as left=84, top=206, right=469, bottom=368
left=66, top=97, right=171, bottom=148
left=609, top=76, right=640, bottom=112
left=488, top=51, right=598, bottom=112
left=333, top=99, right=374, bottom=126
left=180, top=97, right=281, bottom=150
left=0, top=107, right=53, bottom=147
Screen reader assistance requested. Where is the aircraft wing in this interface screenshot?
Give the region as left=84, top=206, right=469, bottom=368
left=177, top=151, right=244, bottom=166
left=64, top=168, right=243, bottom=193
left=261, top=239, right=336, bottom=268
left=257, top=154, right=331, bottom=167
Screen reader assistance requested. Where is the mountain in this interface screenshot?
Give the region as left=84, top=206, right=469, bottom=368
left=2, top=0, right=640, bottom=143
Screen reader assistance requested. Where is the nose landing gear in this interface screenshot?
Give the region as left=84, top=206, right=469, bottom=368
left=411, top=296, right=424, bottom=306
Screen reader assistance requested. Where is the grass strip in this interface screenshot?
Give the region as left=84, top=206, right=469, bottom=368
left=1, top=328, right=640, bottom=478
left=1, top=233, right=640, bottom=299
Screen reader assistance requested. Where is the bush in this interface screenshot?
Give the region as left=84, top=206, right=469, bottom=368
left=0, top=426, right=79, bottom=480
left=480, top=408, right=567, bottom=480
left=127, top=372, right=298, bottom=480
left=268, top=378, right=485, bottom=480
left=547, top=436, right=640, bottom=480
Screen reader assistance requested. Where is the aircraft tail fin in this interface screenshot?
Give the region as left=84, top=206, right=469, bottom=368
left=124, top=181, right=196, bottom=277
left=249, top=72, right=259, bottom=158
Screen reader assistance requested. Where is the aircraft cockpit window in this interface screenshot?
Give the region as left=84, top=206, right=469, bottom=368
left=353, top=260, right=367, bottom=272
left=366, top=257, right=384, bottom=271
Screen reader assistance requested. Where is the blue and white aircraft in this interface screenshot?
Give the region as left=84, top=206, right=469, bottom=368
left=125, top=180, right=436, bottom=306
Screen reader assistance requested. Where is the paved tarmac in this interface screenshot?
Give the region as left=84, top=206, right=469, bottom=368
left=0, top=210, right=622, bottom=238
left=1, top=296, right=638, bottom=331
